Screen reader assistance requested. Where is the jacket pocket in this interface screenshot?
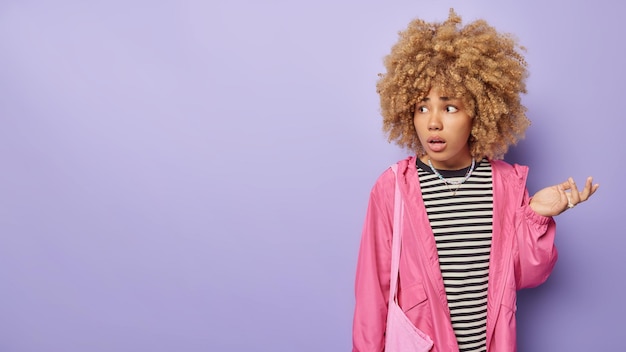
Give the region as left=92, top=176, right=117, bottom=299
left=397, top=282, right=433, bottom=340
left=398, top=282, right=428, bottom=312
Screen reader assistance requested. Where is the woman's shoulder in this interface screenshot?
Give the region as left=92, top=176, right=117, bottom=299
left=390, top=155, right=418, bottom=173
left=489, top=159, right=530, bottom=181
left=370, top=156, right=416, bottom=192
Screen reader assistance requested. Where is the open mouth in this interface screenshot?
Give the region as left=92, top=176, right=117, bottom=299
left=428, top=136, right=446, bottom=144
left=427, top=136, right=446, bottom=151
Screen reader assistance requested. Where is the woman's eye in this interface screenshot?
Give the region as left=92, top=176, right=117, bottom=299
left=417, top=106, right=428, bottom=113
left=446, top=105, right=459, bottom=113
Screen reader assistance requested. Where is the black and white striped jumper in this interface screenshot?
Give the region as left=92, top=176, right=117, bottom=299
left=416, top=158, right=494, bottom=352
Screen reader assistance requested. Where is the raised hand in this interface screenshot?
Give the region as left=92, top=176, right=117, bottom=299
left=529, top=177, right=599, bottom=217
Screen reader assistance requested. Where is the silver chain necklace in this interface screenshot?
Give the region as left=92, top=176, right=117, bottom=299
left=427, top=158, right=476, bottom=196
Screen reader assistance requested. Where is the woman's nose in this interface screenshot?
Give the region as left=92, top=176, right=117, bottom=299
left=428, top=113, right=442, bottom=130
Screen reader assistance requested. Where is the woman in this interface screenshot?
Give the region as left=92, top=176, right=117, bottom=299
left=352, top=9, right=599, bottom=352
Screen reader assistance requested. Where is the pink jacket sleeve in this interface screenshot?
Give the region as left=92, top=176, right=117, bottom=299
left=514, top=190, right=559, bottom=289
left=352, top=170, right=395, bottom=352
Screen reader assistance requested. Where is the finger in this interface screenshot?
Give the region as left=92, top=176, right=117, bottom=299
left=591, top=183, right=600, bottom=195
left=581, top=177, right=601, bottom=202
left=568, top=177, right=581, bottom=204
left=556, top=183, right=566, bottom=196
left=558, top=179, right=573, bottom=209
left=559, top=179, right=572, bottom=191
left=588, top=179, right=600, bottom=198
left=578, top=177, right=594, bottom=201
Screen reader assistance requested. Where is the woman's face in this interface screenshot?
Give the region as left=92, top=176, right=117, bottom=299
left=414, top=88, right=474, bottom=170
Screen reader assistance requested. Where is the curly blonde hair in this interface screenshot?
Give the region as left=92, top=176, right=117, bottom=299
left=377, top=9, right=530, bottom=160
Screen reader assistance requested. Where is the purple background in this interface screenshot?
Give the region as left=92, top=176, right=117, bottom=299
left=0, top=0, right=622, bottom=351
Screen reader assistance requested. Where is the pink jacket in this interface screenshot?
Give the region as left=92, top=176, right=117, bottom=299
left=353, top=157, right=558, bottom=352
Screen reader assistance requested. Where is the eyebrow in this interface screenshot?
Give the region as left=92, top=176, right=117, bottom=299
left=421, top=96, right=453, bottom=102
